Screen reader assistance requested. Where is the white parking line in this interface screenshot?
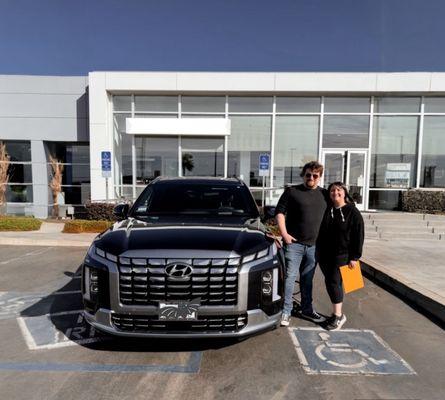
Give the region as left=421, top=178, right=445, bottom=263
left=0, top=247, right=54, bottom=266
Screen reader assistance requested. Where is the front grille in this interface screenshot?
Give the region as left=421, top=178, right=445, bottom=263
left=118, top=258, right=240, bottom=306
left=111, top=314, right=247, bottom=333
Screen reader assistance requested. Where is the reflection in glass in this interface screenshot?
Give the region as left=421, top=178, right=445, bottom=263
left=227, top=116, right=271, bottom=186
left=369, top=190, right=402, bottom=210
left=229, top=97, right=273, bottom=113
left=6, top=185, right=33, bottom=203
left=324, top=97, right=370, bottom=113
left=276, top=97, right=320, bottom=113
left=181, top=96, right=225, bottom=113
left=424, top=97, right=445, bottom=113
left=274, top=116, right=319, bottom=186
left=371, top=117, right=418, bottom=188
left=323, top=116, right=369, bottom=148
left=324, top=153, right=344, bottom=186
left=374, top=97, right=420, bottom=113
left=134, top=96, right=178, bottom=112
left=421, top=117, right=445, bottom=187
left=3, top=141, right=31, bottom=162
left=113, top=96, right=132, bottom=112
left=136, top=137, right=178, bottom=184
left=348, top=153, right=365, bottom=204
left=181, top=137, right=224, bottom=177
left=7, top=164, right=32, bottom=183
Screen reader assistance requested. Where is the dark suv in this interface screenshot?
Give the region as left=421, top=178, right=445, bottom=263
left=82, top=177, right=283, bottom=338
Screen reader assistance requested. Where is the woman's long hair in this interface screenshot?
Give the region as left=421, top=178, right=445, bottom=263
left=327, top=181, right=355, bottom=204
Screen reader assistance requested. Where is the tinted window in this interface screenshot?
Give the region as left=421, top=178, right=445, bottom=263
left=132, top=183, right=258, bottom=217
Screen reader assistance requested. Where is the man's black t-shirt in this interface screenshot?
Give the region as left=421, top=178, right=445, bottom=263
left=275, top=184, right=328, bottom=246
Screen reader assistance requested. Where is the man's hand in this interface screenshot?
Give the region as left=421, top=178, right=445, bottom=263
left=282, top=233, right=297, bottom=245
left=349, top=260, right=359, bottom=269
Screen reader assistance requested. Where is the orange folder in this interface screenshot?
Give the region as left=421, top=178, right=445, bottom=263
left=340, top=261, right=364, bottom=294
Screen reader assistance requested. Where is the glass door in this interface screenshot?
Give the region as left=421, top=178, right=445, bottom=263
left=346, top=150, right=367, bottom=210
left=322, top=149, right=367, bottom=210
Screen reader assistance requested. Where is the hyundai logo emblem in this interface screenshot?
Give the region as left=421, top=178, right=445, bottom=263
left=165, top=263, right=193, bottom=279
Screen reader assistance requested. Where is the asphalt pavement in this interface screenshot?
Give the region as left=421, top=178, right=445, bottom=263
left=0, top=245, right=444, bottom=400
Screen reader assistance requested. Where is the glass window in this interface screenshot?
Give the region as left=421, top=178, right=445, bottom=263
left=134, top=96, right=178, bottom=113
left=113, top=96, right=132, bottom=112
left=134, top=113, right=177, bottom=119
left=374, top=97, right=420, bottom=113
left=6, top=185, right=33, bottom=203
left=227, top=116, right=271, bottom=186
left=323, top=116, right=369, bottom=148
left=274, top=116, right=319, bottom=186
left=229, top=97, right=273, bottom=113
left=113, top=114, right=133, bottom=185
left=181, top=96, right=225, bottom=113
left=421, top=117, right=445, bottom=187
left=276, top=97, right=320, bottom=113
left=7, top=164, right=32, bottom=183
left=60, top=185, right=90, bottom=205
left=135, top=137, right=179, bottom=184
left=181, top=137, right=224, bottom=177
left=424, top=98, right=445, bottom=113
left=3, top=141, right=31, bottom=162
left=324, top=97, right=370, bottom=113
left=371, top=116, right=418, bottom=188
left=369, top=190, right=402, bottom=210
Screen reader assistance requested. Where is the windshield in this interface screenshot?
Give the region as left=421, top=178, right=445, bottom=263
left=131, top=182, right=259, bottom=218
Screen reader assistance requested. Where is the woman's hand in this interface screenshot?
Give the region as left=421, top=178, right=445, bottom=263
left=349, top=260, right=359, bottom=269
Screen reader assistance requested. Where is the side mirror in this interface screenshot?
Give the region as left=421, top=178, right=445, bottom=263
left=113, top=204, right=129, bottom=220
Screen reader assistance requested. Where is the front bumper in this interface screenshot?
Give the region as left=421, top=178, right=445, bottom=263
left=84, top=308, right=281, bottom=338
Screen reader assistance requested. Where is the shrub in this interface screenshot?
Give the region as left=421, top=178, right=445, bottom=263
left=401, top=189, right=445, bottom=213
left=83, top=202, right=117, bottom=221
left=63, top=219, right=114, bottom=233
left=0, top=216, right=42, bottom=231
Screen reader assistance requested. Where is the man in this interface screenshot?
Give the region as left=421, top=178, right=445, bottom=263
left=275, top=161, right=328, bottom=326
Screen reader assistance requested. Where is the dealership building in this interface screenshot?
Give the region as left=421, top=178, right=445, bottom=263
left=1, top=71, right=445, bottom=218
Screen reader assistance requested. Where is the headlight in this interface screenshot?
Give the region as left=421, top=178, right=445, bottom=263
left=242, top=246, right=271, bottom=264
left=261, top=268, right=281, bottom=303
left=94, top=246, right=117, bottom=262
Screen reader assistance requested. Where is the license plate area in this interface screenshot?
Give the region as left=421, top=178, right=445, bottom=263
left=158, top=299, right=200, bottom=321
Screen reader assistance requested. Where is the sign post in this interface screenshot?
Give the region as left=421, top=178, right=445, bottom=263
left=259, top=153, right=270, bottom=208
left=101, top=151, right=112, bottom=202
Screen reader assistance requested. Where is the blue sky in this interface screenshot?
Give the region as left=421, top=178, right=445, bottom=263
left=0, top=0, right=444, bottom=75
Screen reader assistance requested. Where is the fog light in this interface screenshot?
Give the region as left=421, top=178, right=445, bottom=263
left=262, top=270, right=272, bottom=283
left=262, top=283, right=272, bottom=295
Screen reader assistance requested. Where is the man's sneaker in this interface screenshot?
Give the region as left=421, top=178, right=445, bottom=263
left=324, top=314, right=347, bottom=331
left=298, top=310, right=326, bottom=323
left=280, top=313, right=290, bottom=327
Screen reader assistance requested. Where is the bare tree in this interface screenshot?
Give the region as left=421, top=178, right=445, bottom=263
left=49, top=156, right=64, bottom=218
left=0, top=141, right=10, bottom=211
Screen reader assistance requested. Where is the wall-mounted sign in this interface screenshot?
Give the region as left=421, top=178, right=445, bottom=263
left=385, top=163, right=411, bottom=188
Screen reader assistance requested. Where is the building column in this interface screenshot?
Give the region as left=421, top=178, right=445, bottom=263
left=31, top=140, right=49, bottom=218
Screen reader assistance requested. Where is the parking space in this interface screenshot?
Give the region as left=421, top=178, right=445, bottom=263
left=0, top=245, right=445, bottom=400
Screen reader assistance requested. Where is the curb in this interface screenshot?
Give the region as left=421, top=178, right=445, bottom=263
left=361, top=257, right=445, bottom=326
left=0, top=237, right=92, bottom=248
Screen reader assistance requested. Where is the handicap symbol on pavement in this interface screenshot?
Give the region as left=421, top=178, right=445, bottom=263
left=289, top=327, right=415, bottom=375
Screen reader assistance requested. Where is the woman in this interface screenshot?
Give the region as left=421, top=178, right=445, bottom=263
left=316, top=182, right=364, bottom=331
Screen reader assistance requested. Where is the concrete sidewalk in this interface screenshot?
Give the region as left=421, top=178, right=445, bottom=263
left=0, top=222, right=97, bottom=247
left=0, top=217, right=444, bottom=325
left=362, top=238, right=445, bottom=326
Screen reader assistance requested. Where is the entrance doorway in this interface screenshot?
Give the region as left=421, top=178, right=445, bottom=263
left=321, top=150, right=368, bottom=210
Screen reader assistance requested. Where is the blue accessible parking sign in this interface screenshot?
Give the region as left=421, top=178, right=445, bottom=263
left=259, top=153, right=270, bottom=177
left=101, top=151, right=112, bottom=178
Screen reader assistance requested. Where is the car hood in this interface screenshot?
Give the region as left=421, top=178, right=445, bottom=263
left=94, top=218, right=270, bottom=256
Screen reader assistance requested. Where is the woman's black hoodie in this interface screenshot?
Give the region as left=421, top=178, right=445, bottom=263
left=316, top=203, right=365, bottom=267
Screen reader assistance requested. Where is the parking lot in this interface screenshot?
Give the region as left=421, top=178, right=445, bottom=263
left=0, top=245, right=444, bottom=400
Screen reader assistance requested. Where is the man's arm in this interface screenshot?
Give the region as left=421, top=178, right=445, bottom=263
left=276, top=212, right=296, bottom=245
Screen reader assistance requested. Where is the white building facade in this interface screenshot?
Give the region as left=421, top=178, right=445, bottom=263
left=2, top=71, right=445, bottom=217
